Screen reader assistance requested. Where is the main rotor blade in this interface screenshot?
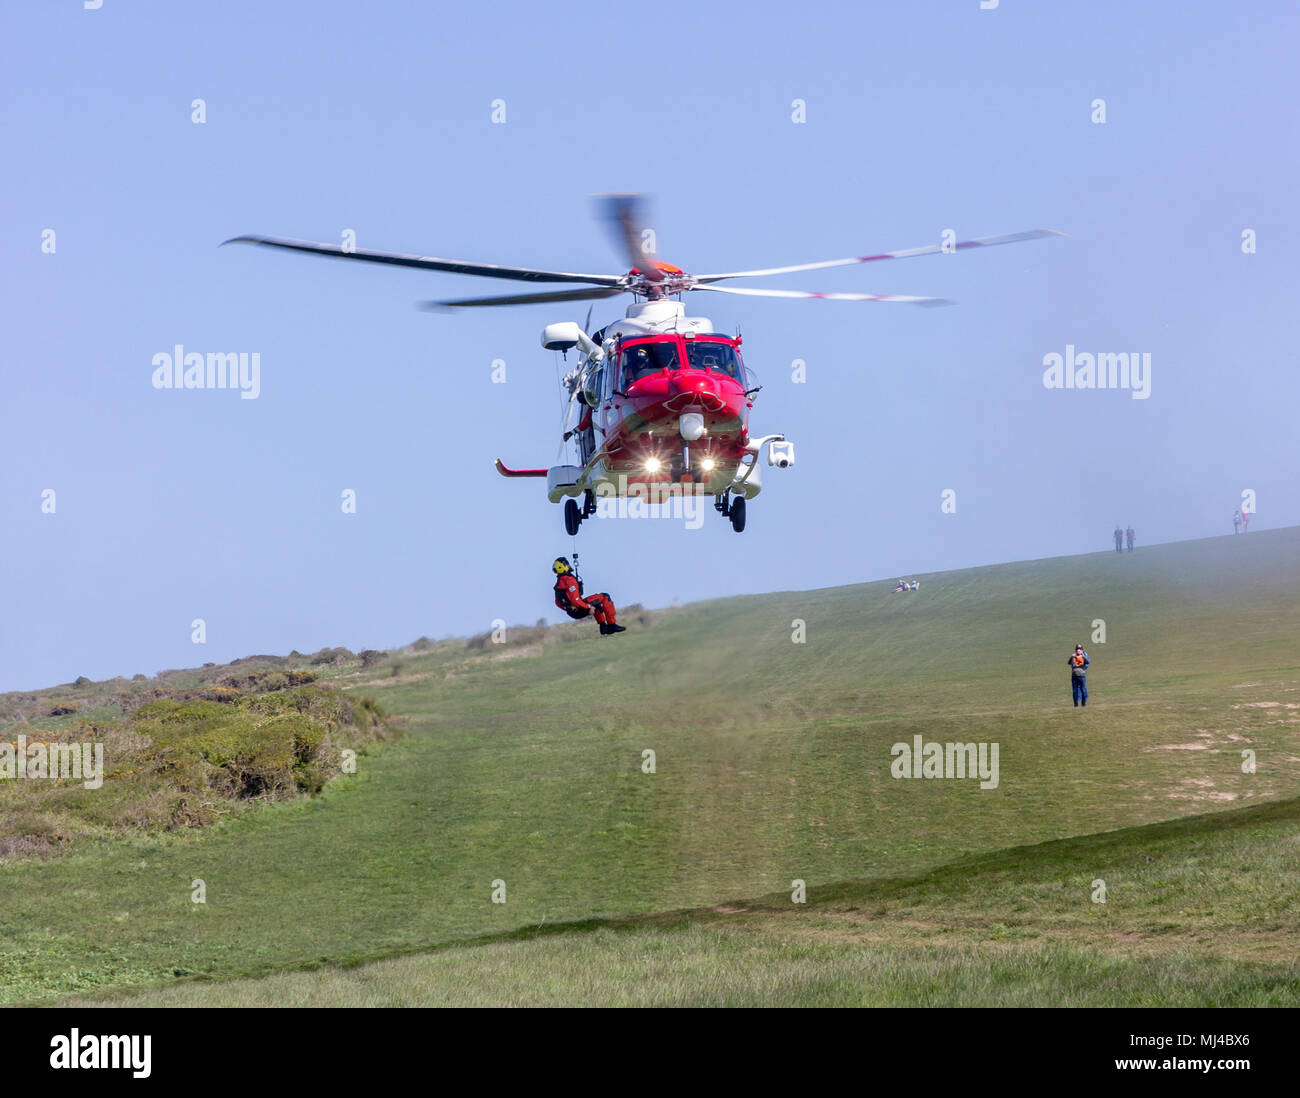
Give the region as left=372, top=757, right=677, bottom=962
left=222, top=235, right=624, bottom=286
left=419, top=286, right=625, bottom=310
left=596, top=193, right=663, bottom=281
left=695, top=228, right=1063, bottom=283
left=691, top=285, right=953, bottom=306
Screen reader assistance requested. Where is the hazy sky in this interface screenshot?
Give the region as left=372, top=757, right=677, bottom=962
left=2, top=1, right=1297, bottom=690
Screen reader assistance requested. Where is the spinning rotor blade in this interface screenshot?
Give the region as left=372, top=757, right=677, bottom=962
left=597, top=193, right=663, bottom=281
left=691, top=285, right=953, bottom=306
left=419, top=286, right=625, bottom=310
left=222, top=235, right=624, bottom=286
left=695, top=228, right=1064, bottom=283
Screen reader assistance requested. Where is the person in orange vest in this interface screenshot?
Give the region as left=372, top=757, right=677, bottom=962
left=1068, top=643, right=1090, bottom=707
left=553, top=557, right=625, bottom=635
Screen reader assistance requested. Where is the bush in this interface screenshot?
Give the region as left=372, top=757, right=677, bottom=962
left=310, top=646, right=355, bottom=666
left=131, top=687, right=391, bottom=817
left=192, top=685, right=242, bottom=704
left=73, top=676, right=92, bottom=687
left=1, top=665, right=399, bottom=855
left=219, top=669, right=317, bottom=693
left=467, top=624, right=549, bottom=650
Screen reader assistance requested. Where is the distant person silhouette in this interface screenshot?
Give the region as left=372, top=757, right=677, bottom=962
left=1126, top=525, right=1135, bottom=551
left=1242, top=509, right=1251, bottom=533
left=1233, top=510, right=1242, bottom=534
left=1068, top=643, right=1090, bottom=707
left=1113, top=525, right=1123, bottom=553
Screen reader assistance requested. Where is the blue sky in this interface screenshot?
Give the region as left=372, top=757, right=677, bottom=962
left=2, top=1, right=1297, bottom=690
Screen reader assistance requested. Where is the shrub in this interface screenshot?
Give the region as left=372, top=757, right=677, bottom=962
left=192, top=685, right=242, bottom=704
left=310, top=646, right=354, bottom=666
left=131, top=687, right=391, bottom=818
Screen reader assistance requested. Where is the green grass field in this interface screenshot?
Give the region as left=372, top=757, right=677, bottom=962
left=3, top=528, right=1298, bottom=1006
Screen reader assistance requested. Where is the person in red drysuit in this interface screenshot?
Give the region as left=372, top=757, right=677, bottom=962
left=562, top=402, right=592, bottom=442
left=553, top=557, right=625, bottom=635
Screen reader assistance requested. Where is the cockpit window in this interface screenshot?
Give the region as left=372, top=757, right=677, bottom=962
left=621, top=341, right=680, bottom=385
left=686, top=340, right=743, bottom=380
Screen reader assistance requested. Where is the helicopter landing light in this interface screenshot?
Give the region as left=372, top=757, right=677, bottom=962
left=645, top=457, right=662, bottom=473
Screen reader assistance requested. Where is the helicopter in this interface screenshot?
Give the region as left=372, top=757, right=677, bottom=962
left=223, top=196, right=1060, bottom=534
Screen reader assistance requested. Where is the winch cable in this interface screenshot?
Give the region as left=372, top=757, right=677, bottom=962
left=552, top=350, right=570, bottom=463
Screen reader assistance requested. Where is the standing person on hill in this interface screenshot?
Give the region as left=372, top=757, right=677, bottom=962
left=1113, top=525, right=1123, bottom=553
left=1242, top=508, right=1251, bottom=533
left=1125, top=524, right=1135, bottom=551
left=1233, top=510, right=1242, bottom=534
left=1068, top=643, right=1090, bottom=707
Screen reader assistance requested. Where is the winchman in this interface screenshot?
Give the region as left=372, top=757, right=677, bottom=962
left=553, top=557, right=626, bottom=635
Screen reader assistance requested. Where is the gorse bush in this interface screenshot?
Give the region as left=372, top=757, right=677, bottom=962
left=134, top=687, right=390, bottom=810
left=1, top=683, right=394, bottom=851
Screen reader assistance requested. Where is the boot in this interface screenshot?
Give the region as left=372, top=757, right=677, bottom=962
left=601, top=623, right=626, bottom=635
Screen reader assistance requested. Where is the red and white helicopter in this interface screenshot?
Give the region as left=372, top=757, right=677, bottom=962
left=225, top=196, right=1059, bottom=534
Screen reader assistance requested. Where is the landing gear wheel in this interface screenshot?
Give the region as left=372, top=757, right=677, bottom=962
left=564, top=498, right=582, bottom=536
left=729, top=496, right=746, bottom=533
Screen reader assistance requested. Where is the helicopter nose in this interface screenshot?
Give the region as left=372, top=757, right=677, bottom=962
left=666, top=372, right=731, bottom=414
left=669, top=372, right=718, bottom=400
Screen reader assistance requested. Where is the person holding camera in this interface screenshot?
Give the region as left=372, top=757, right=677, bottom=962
left=1068, top=643, right=1090, bottom=707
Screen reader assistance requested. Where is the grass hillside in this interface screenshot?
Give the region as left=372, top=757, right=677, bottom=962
left=64, top=797, right=1300, bottom=1006
left=2, top=528, right=1297, bottom=1005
